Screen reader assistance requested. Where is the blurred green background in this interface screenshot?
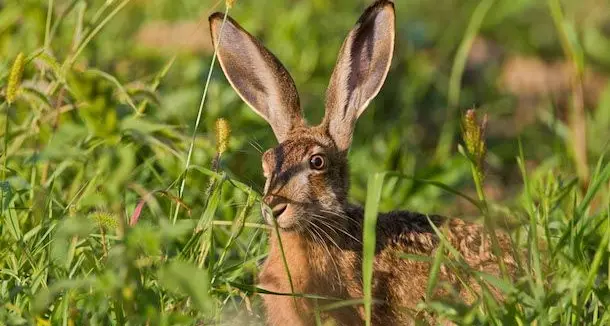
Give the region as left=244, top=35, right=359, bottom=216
left=2, top=0, right=610, bottom=324
left=3, top=0, right=610, bottom=213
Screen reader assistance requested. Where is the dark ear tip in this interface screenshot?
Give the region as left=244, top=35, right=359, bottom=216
left=209, top=12, right=241, bottom=46
left=370, top=0, right=395, bottom=14
left=358, top=0, right=395, bottom=24
left=208, top=12, right=226, bottom=25
left=373, top=0, right=395, bottom=9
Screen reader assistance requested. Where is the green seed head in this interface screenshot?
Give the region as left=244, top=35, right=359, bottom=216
left=90, top=211, right=119, bottom=230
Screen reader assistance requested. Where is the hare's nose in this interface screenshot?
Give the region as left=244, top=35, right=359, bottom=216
left=262, top=195, right=275, bottom=207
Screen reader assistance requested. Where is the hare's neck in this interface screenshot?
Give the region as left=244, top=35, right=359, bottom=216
left=260, top=231, right=356, bottom=296
left=263, top=231, right=341, bottom=277
left=259, top=232, right=311, bottom=294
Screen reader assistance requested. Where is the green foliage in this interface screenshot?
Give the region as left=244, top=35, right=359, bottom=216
left=1, top=0, right=610, bottom=324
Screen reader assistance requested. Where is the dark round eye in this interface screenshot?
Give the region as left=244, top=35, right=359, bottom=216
left=309, top=154, right=326, bottom=170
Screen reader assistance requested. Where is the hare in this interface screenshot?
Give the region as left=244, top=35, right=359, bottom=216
left=209, top=1, right=516, bottom=325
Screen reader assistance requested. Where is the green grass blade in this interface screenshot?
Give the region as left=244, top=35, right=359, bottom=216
left=426, top=240, right=445, bottom=300
left=362, top=172, right=386, bottom=326
left=270, top=210, right=298, bottom=307
left=69, top=0, right=133, bottom=65
left=574, top=203, right=610, bottom=323
left=577, top=155, right=610, bottom=217
left=85, top=68, right=138, bottom=112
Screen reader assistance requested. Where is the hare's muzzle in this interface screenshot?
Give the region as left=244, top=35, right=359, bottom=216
left=261, top=195, right=290, bottom=227
left=261, top=195, right=290, bottom=224
left=270, top=203, right=288, bottom=219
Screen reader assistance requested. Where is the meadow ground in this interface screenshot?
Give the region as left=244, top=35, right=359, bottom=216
left=1, top=0, right=610, bottom=325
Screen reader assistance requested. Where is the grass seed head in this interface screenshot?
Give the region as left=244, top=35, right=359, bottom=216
left=7, top=52, right=25, bottom=104
left=462, top=109, right=488, bottom=176
left=215, top=118, right=231, bottom=155
left=89, top=211, right=119, bottom=230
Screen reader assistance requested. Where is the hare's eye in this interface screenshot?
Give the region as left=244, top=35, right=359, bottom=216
left=309, top=154, right=326, bottom=170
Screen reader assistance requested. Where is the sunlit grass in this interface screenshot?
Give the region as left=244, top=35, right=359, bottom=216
left=1, top=0, right=610, bottom=325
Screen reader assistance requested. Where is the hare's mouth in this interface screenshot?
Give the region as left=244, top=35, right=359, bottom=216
left=271, top=203, right=288, bottom=218
left=262, top=203, right=300, bottom=230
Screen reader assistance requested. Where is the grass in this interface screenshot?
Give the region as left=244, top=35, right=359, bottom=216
left=1, top=0, right=610, bottom=325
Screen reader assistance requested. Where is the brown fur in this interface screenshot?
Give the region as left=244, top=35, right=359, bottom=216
left=209, top=1, right=516, bottom=325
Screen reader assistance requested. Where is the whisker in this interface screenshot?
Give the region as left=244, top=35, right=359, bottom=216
left=304, top=224, right=321, bottom=246
left=306, top=220, right=342, bottom=287
left=309, top=219, right=341, bottom=251
left=319, top=209, right=362, bottom=226
left=248, top=138, right=264, bottom=154
left=309, top=215, right=341, bottom=236
left=311, top=213, right=362, bottom=244
left=322, top=209, right=359, bottom=221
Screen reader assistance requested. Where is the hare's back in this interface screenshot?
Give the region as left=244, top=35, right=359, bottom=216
left=376, top=211, right=513, bottom=264
left=368, top=211, right=515, bottom=323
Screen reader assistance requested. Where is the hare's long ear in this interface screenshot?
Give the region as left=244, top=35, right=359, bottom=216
left=322, top=0, right=395, bottom=151
left=209, top=13, right=304, bottom=142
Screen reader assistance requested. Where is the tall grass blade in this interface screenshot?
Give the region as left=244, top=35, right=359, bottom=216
left=574, top=210, right=610, bottom=324
left=548, top=0, right=589, bottom=186
left=426, top=240, right=445, bottom=300
left=436, top=0, right=495, bottom=160
left=173, top=6, right=230, bottom=224
left=69, top=0, right=133, bottom=65
left=362, top=172, right=386, bottom=326
left=270, top=207, right=298, bottom=308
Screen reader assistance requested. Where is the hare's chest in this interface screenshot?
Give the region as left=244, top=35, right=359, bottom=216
left=257, top=235, right=351, bottom=296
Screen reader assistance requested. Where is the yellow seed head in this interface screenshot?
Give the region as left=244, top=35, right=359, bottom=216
left=7, top=52, right=25, bottom=104
left=226, top=0, right=236, bottom=9
left=215, top=118, right=231, bottom=155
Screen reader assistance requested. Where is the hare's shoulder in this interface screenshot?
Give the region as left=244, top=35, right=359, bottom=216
left=375, top=210, right=445, bottom=254
left=375, top=211, right=513, bottom=264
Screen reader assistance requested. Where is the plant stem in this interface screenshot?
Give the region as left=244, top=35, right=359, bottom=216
left=173, top=6, right=229, bottom=224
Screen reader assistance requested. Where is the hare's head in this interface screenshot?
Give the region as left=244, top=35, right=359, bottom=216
left=209, top=0, right=395, bottom=231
